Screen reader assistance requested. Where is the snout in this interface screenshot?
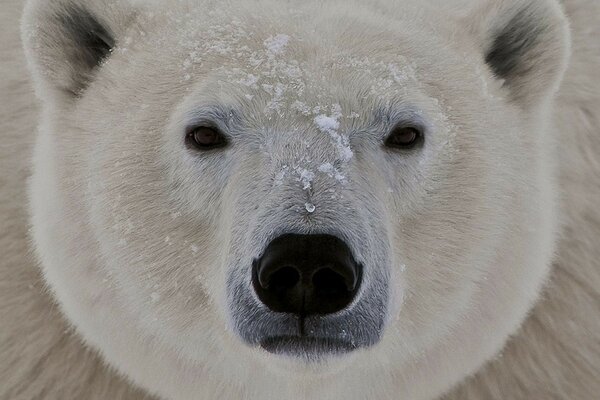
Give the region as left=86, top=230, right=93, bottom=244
left=252, top=234, right=362, bottom=316
left=227, top=230, right=389, bottom=359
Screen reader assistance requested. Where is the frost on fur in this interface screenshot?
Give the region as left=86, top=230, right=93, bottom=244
left=4, top=0, right=598, bottom=399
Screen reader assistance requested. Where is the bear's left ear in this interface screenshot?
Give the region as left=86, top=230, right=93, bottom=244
left=464, top=0, right=571, bottom=107
left=21, top=0, right=137, bottom=101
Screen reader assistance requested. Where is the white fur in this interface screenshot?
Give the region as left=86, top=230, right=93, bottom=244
left=1, top=0, right=599, bottom=399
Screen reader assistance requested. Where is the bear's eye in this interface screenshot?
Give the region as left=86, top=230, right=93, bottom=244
left=186, top=126, right=228, bottom=151
left=384, top=126, right=423, bottom=150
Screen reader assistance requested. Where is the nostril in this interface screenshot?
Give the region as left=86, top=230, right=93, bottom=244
left=312, top=268, right=348, bottom=295
left=252, top=233, right=362, bottom=316
left=267, top=266, right=300, bottom=291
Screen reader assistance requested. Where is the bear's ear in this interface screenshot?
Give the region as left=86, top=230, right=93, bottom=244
left=21, top=0, right=136, bottom=99
left=464, top=0, right=570, bottom=107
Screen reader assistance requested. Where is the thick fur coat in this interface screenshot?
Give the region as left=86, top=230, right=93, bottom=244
left=0, top=0, right=598, bottom=399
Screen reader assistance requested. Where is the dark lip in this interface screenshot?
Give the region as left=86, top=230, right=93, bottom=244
left=259, top=335, right=358, bottom=357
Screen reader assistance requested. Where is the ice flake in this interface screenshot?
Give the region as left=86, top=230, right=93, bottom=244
left=295, top=167, right=315, bottom=190
left=264, top=82, right=286, bottom=114
left=274, top=165, right=289, bottom=186
left=305, top=203, right=316, bottom=213
left=318, top=162, right=346, bottom=183
left=282, top=63, right=302, bottom=79
left=264, top=34, right=290, bottom=55
left=389, top=62, right=417, bottom=84
left=314, top=114, right=340, bottom=132
left=291, top=100, right=312, bottom=115
left=314, top=105, right=353, bottom=162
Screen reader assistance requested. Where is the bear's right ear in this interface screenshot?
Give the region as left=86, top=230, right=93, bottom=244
left=21, top=0, right=136, bottom=100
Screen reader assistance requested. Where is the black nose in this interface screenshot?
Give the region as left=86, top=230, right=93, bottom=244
left=252, top=234, right=362, bottom=316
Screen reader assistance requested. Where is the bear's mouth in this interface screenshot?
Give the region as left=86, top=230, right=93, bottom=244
left=259, top=335, right=357, bottom=357
left=228, top=234, right=389, bottom=356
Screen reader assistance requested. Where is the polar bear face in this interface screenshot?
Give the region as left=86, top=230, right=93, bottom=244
left=23, top=0, right=570, bottom=394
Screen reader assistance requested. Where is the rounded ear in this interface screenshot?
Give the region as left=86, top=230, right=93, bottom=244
left=21, top=0, right=137, bottom=100
left=463, top=0, right=571, bottom=107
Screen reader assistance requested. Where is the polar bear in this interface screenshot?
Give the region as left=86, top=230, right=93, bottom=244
left=0, top=0, right=599, bottom=398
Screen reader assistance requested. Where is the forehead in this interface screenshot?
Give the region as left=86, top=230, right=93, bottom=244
left=128, top=2, right=472, bottom=130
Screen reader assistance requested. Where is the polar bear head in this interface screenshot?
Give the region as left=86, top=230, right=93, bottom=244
left=22, top=0, right=570, bottom=397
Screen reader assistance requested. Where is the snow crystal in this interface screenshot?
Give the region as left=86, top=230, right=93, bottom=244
left=295, top=167, right=315, bottom=190
left=314, top=105, right=353, bottom=162
left=305, top=203, right=316, bottom=213
left=318, top=162, right=334, bottom=174
left=314, top=115, right=340, bottom=132
left=274, top=165, right=289, bottom=186
left=264, top=34, right=290, bottom=55
left=389, top=62, right=416, bottom=84
left=291, top=100, right=312, bottom=115
left=337, top=145, right=353, bottom=163
left=318, top=162, right=346, bottom=183
left=263, top=82, right=286, bottom=114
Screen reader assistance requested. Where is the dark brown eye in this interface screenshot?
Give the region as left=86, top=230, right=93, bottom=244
left=186, top=126, right=228, bottom=150
left=384, top=126, right=423, bottom=149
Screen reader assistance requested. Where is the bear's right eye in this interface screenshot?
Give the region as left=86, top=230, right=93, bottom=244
left=186, top=126, right=228, bottom=151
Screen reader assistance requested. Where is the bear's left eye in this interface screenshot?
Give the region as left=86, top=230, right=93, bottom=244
left=186, top=126, right=228, bottom=151
left=384, top=126, right=424, bottom=150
